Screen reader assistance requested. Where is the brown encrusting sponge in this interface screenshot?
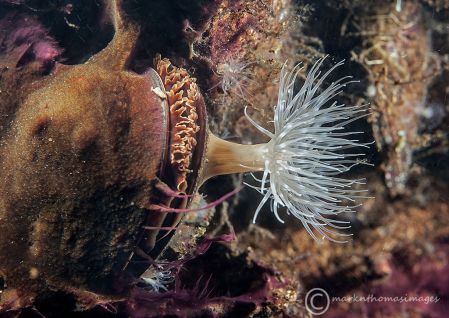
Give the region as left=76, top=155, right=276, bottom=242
left=156, top=58, right=201, bottom=192
left=0, top=0, right=174, bottom=311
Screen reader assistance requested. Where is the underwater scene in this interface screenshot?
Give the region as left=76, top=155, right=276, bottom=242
left=0, top=0, right=448, bottom=317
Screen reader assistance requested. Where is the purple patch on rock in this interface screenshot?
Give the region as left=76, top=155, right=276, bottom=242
left=0, top=12, right=62, bottom=70
left=126, top=232, right=287, bottom=318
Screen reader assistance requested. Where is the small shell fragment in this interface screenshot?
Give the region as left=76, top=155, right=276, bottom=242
left=151, top=86, right=167, bottom=99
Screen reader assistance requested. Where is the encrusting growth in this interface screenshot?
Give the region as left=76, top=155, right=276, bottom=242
left=203, top=57, right=369, bottom=242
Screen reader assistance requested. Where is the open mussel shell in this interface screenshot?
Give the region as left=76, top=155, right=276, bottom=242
left=124, top=61, right=209, bottom=277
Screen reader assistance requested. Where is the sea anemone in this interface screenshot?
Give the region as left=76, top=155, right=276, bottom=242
left=141, top=266, right=174, bottom=292
left=203, top=57, right=369, bottom=242
left=212, top=59, right=256, bottom=100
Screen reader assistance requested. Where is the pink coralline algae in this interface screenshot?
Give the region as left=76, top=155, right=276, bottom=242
left=127, top=233, right=289, bottom=318
left=0, top=12, right=62, bottom=70
left=325, top=245, right=449, bottom=318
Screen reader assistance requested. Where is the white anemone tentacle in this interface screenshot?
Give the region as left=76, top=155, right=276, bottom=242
left=246, top=57, right=370, bottom=243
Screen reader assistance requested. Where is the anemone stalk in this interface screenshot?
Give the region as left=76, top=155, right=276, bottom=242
left=202, top=133, right=267, bottom=179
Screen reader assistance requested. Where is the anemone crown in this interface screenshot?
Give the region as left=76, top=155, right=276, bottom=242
left=246, top=58, right=369, bottom=242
